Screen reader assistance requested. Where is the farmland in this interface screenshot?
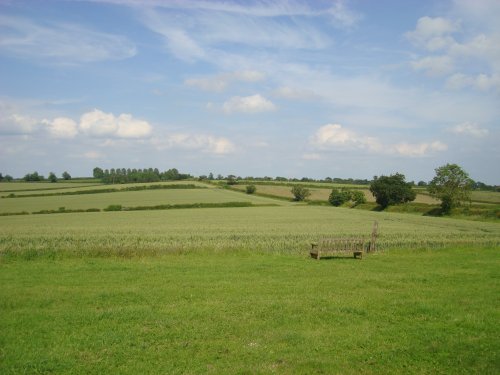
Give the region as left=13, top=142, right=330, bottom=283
left=0, top=180, right=499, bottom=374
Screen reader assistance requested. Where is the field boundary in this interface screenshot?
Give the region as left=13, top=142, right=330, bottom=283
left=2, top=184, right=205, bottom=199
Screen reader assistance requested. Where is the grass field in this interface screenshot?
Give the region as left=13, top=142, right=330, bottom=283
left=1, top=248, right=498, bottom=374
left=0, top=181, right=499, bottom=374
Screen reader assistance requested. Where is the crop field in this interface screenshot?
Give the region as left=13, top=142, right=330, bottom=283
left=1, top=181, right=210, bottom=197
left=232, top=184, right=440, bottom=204
left=0, top=182, right=100, bottom=192
left=0, top=181, right=499, bottom=374
left=1, top=204, right=499, bottom=257
left=0, top=187, right=283, bottom=214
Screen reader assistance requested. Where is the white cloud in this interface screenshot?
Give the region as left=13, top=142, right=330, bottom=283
left=115, top=114, right=152, bottom=138
left=80, top=109, right=118, bottom=137
left=449, top=122, right=489, bottom=137
left=152, top=133, right=235, bottom=155
left=310, top=124, right=382, bottom=152
left=79, top=109, right=152, bottom=139
left=222, top=94, right=276, bottom=114
left=0, top=113, right=38, bottom=134
left=447, top=72, right=500, bottom=91
left=405, top=16, right=459, bottom=51
left=0, top=15, right=136, bottom=64
left=185, top=70, right=265, bottom=92
left=393, top=141, right=448, bottom=157
left=42, top=117, right=78, bottom=139
left=411, top=56, right=454, bottom=76
left=406, top=11, right=500, bottom=92
left=310, top=124, right=447, bottom=158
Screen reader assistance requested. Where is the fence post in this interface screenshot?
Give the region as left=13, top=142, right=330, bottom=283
left=370, top=221, right=378, bottom=252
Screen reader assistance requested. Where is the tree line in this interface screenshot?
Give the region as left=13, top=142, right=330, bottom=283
left=92, top=167, right=191, bottom=184
left=285, top=163, right=482, bottom=215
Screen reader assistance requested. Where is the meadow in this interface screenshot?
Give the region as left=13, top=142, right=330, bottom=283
left=0, top=180, right=499, bottom=374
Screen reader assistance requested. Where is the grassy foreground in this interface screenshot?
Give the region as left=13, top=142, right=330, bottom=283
left=1, top=248, right=499, bottom=374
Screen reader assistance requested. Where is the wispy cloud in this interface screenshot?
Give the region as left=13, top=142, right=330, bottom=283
left=222, top=94, right=276, bottom=114
left=0, top=15, right=136, bottom=64
left=405, top=9, right=500, bottom=92
left=310, top=124, right=447, bottom=158
left=185, top=70, right=265, bottom=92
left=449, top=122, right=489, bottom=138
left=151, top=133, right=235, bottom=155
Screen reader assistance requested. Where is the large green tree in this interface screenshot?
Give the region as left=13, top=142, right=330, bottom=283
left=428, top=163, right=474, bottom=213
left=369, top=173, right=416, bottom=208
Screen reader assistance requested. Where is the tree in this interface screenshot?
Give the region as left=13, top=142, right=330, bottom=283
left=329, top=188, right=351, bottom=206
left=48, top=172, right=57, bottom=183
left=24, top=171, right=43, bottom=182
left=93, top=167, right=104, bottom=179
left=246, top=185, right=256, bottom=194
left=428, top=163, right=473, bottom=213
left=0, top=173, right=3, bottom=181
left=4, top=174, right=13, bottom=182
left=291, top=185, right=311, bottom=201
left=369, top=173, right=416, bottom=208
left=62, top=171, right=71, bottom=180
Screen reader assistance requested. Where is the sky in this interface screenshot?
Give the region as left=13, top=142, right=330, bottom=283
left=0, top=0, right=499, bottom=184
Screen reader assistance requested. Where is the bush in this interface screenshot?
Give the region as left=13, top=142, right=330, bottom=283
left=328, top=189, right=351, bottom=206
left=328, top=189, right=367, bottom=207
left=351, top=190, right=366, bottom=205
left=246, top=185, right=256, bottom=194
left=291, top=185, right=311, bottom=201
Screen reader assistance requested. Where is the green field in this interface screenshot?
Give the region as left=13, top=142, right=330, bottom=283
left=0, top=181, right=499, bottom=374
left=0, top=187, right=284, bottom=214
left=0, top=182, right=100, bottom=192
left=1, top=248, right=498, bottom=374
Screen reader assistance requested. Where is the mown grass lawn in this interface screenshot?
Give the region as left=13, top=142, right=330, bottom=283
left=1, top=247, right=498, bottom=374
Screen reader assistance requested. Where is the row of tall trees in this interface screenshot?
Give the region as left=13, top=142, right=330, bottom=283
left=92, top=167, right=191, bottom=184
left=21, top=171, right=71, bottom=182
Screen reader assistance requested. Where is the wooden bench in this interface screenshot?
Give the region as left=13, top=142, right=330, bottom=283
left=310, top=221, right=378, bottom=260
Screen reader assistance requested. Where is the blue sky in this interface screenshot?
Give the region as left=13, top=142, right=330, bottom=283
left=1, top=0, right=499, bottom=184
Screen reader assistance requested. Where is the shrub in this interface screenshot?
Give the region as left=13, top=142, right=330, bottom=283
left=328, top=189, right=351, bottom=206
left=246, top=185, right=256, bottom=194
left=328, top=189, right=367, bottom=207
left=291, top=185, right=311, bottom=201
left=351, top=190, right=366, bottom=206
